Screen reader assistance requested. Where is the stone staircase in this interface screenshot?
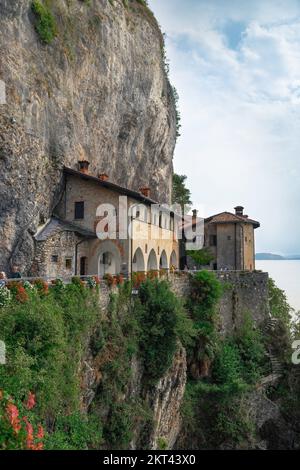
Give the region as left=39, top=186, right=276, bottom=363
left=258, top=317, right=284, bottom=387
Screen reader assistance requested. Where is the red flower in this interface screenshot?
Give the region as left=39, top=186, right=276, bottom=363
left=37, top=424, right=44, bottom=439
left=6, top=402, right=21, bottom=433
left=15, top=285, right=29, bottom=303
left=25, top=391, right=36, bottom=410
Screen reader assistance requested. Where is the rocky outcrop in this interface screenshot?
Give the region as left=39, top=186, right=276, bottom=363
left=0, top=0, right=177, bottom=272
left=81, top=339, right=187, bottom=450
left=147, top=345, right=187, bottom=450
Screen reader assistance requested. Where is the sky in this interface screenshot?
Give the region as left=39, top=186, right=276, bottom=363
left=149, top=0, right=300, bottom=255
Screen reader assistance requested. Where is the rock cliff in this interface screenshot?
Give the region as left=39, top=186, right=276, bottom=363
left=0, top=0, right=176, bottom=272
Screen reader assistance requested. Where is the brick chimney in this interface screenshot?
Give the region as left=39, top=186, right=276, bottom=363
left=140, top=187, right=151, bottom=198
left=234, top=206, right=244, bottom=217
left=98, top=173, right=109, bottom=182
left=78, top=160, right=90, bottom=174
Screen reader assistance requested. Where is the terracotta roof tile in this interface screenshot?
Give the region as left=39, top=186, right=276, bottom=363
left=205, top=211, right=260, bottom=228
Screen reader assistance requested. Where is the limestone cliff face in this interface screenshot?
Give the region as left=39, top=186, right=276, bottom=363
left=0, top=0, right=176, bottom=271
left=81, top=341, right=187, bottom=450
left=146, top=345, right=187, bottom=450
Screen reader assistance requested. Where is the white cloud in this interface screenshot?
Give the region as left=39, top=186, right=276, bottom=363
left=149, top=0, right=300, bottom=254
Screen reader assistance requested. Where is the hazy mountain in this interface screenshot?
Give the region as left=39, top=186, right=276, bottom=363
left=256, top=253, right=300, bottom=260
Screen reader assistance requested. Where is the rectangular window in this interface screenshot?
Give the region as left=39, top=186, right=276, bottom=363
left=65, top=258, right=72, bottom=270
left=209, top=235, right=217, bottom=246
left=227, top=236, right=232, bottom=241
left=74, top=201, right=84, bottom=220
left=51, top=255, right=58, bottom=263
left=80, top=257, right=87, bottom=276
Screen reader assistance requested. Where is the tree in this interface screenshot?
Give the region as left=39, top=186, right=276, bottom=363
left=187, top=248, right=214, bottom=267
left=172, top=174, right=192, bottom=212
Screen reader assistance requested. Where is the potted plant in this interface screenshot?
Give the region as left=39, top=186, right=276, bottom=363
left=103, top=273, right=115, bottom=287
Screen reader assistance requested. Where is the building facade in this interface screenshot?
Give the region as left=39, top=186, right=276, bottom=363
left=30, top=162, right=179, bottom=279
left=203, top=206, right=260, bottom=271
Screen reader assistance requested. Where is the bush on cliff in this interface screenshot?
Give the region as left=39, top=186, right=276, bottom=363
left=0, top=277, right=194, bottom=449
left=0, top=283, right=101, bottom=449
left=31, top=1, right=57, bottom=44
left=136, top=278, right=195, bottom=383
left=181, top=271, right=267, bottom=448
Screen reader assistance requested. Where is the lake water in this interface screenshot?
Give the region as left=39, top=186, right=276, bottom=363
left=256, top=260, right=300, bottom=313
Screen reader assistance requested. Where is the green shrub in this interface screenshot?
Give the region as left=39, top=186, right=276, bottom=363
left=31, top=1, right=57, bottom=44
left=0, top=286, right=98, bottom=417
left=213, top=341, right=243, bottom=387
left=187, top=248, right=214, bottom=267
left=45, top=412, right=102, bottom=450
left=181, top=275, right=267, bottom=448
left=104, top=403, right=133, bottom=449
left=136, top=279, right=181, bottom=382
left=136, top=0, right=148, bottom=5
left=190, top=271, right=223, bottom=319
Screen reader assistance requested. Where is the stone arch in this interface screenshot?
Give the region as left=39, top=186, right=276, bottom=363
left=98, top=240, right=121, bottom=276
left=159, top=250, right=168, bottom=269
left=132, top=247, right=145, bottom=272
left=147, top=249, right=158, bottom=271
left=170, top=250, right=178, bottom=269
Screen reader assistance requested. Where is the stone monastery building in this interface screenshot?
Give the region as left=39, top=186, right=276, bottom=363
left=31, top=161, right=180, bottom=279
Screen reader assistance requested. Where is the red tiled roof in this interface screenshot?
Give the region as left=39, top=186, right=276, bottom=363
left=64, top=167, right=158, bottom=205
left=205, top=211, right=260, bottom=228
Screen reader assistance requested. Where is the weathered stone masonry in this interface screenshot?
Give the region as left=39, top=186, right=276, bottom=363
left=97, top=271, right=269, bottom=335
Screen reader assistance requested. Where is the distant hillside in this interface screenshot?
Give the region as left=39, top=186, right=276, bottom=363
left=255, top=253, right=285, bottom=260
left=256, top=253, right=300, bottom=260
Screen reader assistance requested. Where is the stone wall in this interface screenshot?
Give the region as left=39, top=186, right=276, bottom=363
left=216, top=271, right=269, bottom=334
left=168, top=271, right=270, bottom=334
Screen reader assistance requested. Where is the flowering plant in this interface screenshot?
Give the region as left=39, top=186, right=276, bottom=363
left=87, top=277, right=97, bottom=289
left=147, top=270, right=159, bottom=280
left=23, top=281, right=34, bottom=291
left=15, top=285, right=29, bottom=303
left=115, top=274, right=124, bottom=285
left=71, top=277, right=85, bottom=288
left=6, top=282, right=29, bottom=303
left=33, top=279, right=49, bottom=296
left=93, top=276, right=101, bottom=285
left=0, top=390, right=44, bottom=450
left=0, top=286, right=11, bottom=308
left=131, top=272, right=146, bottom=289
left=51, top=278, right=65, bottom=291
left=103, top=273, right=116, bottom=287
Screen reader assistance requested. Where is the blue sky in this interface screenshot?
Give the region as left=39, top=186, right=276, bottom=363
left=149, top=0, right=300, bottom=255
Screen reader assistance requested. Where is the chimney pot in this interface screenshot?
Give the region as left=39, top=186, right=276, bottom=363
left=140, top=187, right=151, bottom=198
left=234, top=206, right=244, bottom=216
left=99, top=173, right=109, bottom=182
left=78, top=160, right=90, bottom=174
